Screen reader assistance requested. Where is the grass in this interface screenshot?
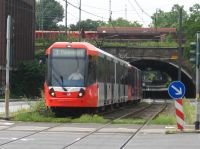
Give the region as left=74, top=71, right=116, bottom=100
left=13, top=108, right=145, bottom=124
left=183, top=99, right=196, bottom=124
left=151, top=99, right=196, bottom=125
left=71, top=114, right=109, bottom=123
left=151, top=115, right=176, bottom=125
left=13, top=109, right=71, bottom=123
left=11, top=99, right=196, bottom=125
left=35, top=39, right=178, bottom=48
left=12, top=100, right=109, bottom=123
left=11, top=100, right=147, bottom=124
left=13, top=109, right=108, bottom=123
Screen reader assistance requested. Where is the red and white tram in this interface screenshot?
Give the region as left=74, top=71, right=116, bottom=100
left=44, top=42, right=142, bottom=114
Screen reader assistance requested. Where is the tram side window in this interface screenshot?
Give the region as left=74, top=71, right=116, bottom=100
left=120, top=64, right=125, bottom=84
left=128, top=69, right=134, bottom=86
left=46, top=55, right=51, bottom=85
left=107, top=59, right=111, bottom=83
left=97, top=57, right=104, bottom=82
left=124, top=67, right=128, bottom=85
left=116, top=63, right=121, bottom=84
left=110, top=60, right=115, bottom=83
left=104, top=58, right=108, bottom=83
left=88, top=56, right=96, bottom=85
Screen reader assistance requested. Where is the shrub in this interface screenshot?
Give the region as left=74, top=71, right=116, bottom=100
left=11, top=60, right=45, bottom=98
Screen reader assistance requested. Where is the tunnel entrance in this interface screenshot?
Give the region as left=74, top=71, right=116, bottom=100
left=131, top=60, right=195, bottom=99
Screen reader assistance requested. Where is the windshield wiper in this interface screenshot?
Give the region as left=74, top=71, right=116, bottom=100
left=60, top=76, right=67, bottom=91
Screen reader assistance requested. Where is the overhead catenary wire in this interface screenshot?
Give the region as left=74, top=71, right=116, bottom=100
left=63, top=0, right=106, bottom=20
left=133, top=0, right=152, bottom=18
left=127, top=0, right=145, bottom=25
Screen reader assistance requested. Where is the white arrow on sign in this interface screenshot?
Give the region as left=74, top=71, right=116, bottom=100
left=171, top=85, right=182, bottom=95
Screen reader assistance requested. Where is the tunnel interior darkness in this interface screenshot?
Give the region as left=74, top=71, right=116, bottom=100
left=131, top=60, right=195, bottom=98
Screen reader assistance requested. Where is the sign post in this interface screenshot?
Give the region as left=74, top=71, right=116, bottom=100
left=168, top=81, right=185, bottom=130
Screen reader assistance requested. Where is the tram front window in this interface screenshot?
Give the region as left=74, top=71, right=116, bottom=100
left=50, top=48, right=86, bottom=87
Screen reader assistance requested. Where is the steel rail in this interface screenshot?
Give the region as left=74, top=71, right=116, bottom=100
left=61, top=103, right=155, bottom=149
left=120, top=102, right=167, bottom=149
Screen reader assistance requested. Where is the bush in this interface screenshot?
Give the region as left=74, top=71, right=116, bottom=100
left=11, top=60, right=45, bottom=98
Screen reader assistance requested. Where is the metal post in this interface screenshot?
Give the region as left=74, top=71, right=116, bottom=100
left=41, top=0, right=44, bottom=30
left=195, top=32, right=200, bottom=130
left=109, top=0, right=112, bottom=22
left=65, top=0, right=68, bottom=37
left=178, top=7, right=183, bottom=81
left=176, top=7, right=184, bottom=130
left=5, top=15, right=11, bottom=119
left=79, top=0, right=82, bottom=42
left=125, top=4, right=127, bottom=20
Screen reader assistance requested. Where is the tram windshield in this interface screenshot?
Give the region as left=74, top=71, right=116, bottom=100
left=49, top=48, right=86, bottom=87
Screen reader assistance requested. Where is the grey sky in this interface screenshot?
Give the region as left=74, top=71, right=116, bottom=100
left=56, top=0, right=199, bottom=27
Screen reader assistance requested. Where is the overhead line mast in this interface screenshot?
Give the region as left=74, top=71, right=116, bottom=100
left=109, top=0, right=112, bottom=22
left=65, top=0, right=68, bottom=35
left=79, top=0, right=82, bottom=42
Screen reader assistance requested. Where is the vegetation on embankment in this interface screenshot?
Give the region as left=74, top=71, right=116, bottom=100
left=12, top=99, right=195, bottom=125
left=151, top=99, right=196, bottom=125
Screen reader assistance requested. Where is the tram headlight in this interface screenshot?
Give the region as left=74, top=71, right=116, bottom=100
left=79, top=92, right=83, bottom=97
left=78, top=88, right=85, bottom=97
left=49, top=88, right=56, bottom=97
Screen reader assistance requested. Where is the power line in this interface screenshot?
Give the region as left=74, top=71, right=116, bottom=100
left=133, top=0, right=152, bottom=18
left=63, top=0, right=106, bottom=20
left=81, top=4, right=109, bottom=11
left=127, top=0, right=145, bottom=24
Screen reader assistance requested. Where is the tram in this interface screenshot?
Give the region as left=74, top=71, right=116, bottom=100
left=44, top=42, right=142, bottom=114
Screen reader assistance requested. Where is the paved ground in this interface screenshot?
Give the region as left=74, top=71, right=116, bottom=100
left=0, top=100, right=199, bottom=149
left=0, top=120, right=199, bottom=149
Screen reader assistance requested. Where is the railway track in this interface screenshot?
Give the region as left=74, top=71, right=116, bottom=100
left=119, top=102, right=167, bottom=149
left=62, top=101, right=167, bottom=149
left=0, top=101, right=167, bottom=148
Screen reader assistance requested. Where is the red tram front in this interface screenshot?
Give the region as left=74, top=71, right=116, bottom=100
left=44, top=42, right=142, bottom=113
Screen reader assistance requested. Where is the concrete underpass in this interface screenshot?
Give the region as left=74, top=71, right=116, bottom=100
left=131, top=59, right=195, bottom=99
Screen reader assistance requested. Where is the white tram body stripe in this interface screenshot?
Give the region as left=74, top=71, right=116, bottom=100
left=48, top=87, right=85, bottom=92
left=98, top=82, right=105, bottom=107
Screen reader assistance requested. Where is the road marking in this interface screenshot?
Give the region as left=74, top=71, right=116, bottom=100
left=3, top=122, right=14, bottom=125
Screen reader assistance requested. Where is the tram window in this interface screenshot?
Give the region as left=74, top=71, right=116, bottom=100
left=116, top=63, right=120, bottom=84
left=110, top=60, right=115, bottom=83
left=124, top=67, right=128, bottom=85
left=45, top=55, right=49, bottom=83
left=88, top=56, right=96, bottom=85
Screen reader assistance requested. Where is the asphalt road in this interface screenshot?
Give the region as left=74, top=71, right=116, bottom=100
left=0, top=121, right=199, bottom=149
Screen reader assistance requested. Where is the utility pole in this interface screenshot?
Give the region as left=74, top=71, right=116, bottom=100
left=178, top=7, right=183, bottom=81
left=109, top=0, right=112, bottom=22
left=125, top=4, right=127, bottom=20
left=155, top=9, right=158, bottom=30
left=65, top=0, right=68, bottom=37
left=79, top=0, right=82, bottom=42
left=5, top=15, right=11, bottom=119
left=195, top=32, right=200, bottom=130
left=41, top=0, right=44, bottom=30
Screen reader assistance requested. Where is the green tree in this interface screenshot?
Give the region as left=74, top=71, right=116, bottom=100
left=183, top=4, right=200, bottom=60
left=150, top=4, right=188, bottom=28
left=184, top=4, right=200, bottom=41
left=36, top=0, right=64, bottom=30
left=106, top=17, right=142, bottom=27
left=69, top=19, right=106, bottom=31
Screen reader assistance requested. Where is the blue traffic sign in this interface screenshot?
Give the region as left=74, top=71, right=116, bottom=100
left=168, top=81, right=185, bottom=99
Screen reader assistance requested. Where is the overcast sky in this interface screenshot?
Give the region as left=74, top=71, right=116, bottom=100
left=56, top=0, right=199, bottom=27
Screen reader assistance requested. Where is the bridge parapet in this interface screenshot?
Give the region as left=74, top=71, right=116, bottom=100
left=102, top=46, right=179, bottom=61
left=102, top=46, right=195, bottom=83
